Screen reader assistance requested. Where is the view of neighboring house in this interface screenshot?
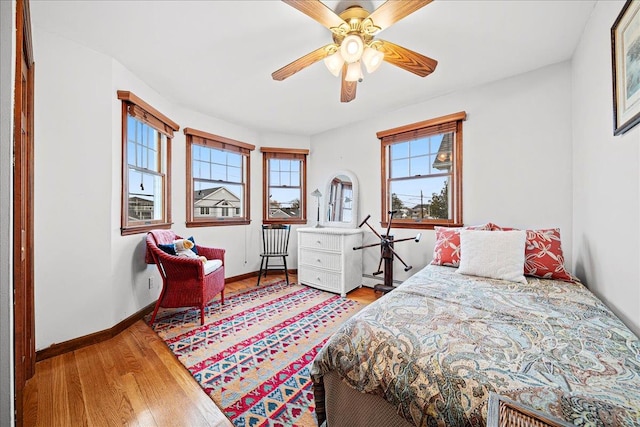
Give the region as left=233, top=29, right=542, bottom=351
left=128, top=196, right=154, bottom=221
left=194, top=187, right=241, bottom=218
left=268, top=198, right=300, bottom=219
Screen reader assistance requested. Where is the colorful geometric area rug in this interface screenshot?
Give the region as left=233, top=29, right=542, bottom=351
left=150, top=280, right=365, bottom=427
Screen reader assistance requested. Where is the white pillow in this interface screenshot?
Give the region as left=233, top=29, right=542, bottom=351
left=457, top=229, right=527, bottom=284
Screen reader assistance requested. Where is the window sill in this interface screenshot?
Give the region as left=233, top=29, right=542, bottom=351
left=380, top=220, right=463, bottom=230
left=263, top=219, right=307, bottom=225
left=186, top=219, right=251, bottom=227
left=121, top=222, right=172, bottom=236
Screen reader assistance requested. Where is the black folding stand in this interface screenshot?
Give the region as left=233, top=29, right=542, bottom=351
left=353, top=211, right=421, bottom=294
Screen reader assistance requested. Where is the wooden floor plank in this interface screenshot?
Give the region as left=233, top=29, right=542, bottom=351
left=120, top=372, right=156, bottom=427
left=60, top=351, right=88, bottom=426
left=48, top=355, right=71, bottom=425
left=74, top=343, right=134, bottom=426
left=22, top=274, right=380, bottom=426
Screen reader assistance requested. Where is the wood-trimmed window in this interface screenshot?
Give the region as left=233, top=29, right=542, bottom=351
left=261, top=147, right=309, bottom=224
left=379, top=111, right=466, bottom=230
left=118, top=90, right=179, bottom=236
left=185, top=127, right=255, bottom=227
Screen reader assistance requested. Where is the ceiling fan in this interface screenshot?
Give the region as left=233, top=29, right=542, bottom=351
left=272, top=0, right=438, bottom=103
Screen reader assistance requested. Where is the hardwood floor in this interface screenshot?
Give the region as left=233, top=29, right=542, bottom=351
left=22, top=274, right=381, bottom=426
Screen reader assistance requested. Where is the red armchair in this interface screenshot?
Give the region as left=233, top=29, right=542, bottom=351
left=145, top=230, right=225, bottom=326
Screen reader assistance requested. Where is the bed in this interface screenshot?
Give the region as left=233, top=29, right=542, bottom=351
left=311, top=256, right=640, bottom=426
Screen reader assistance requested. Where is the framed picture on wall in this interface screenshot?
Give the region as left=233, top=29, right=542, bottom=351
left=612, top=0, right=640, bottom=135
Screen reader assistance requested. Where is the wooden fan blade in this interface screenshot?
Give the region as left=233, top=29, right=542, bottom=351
left=282, top=0, right=346, bottom=30
left=368, top=0, right=433, bottom=32
left=272, top=45, right=332, bottom=81
left=340, top=64, right=357, bottom=102
left=378, top=40, right=437, bottom=77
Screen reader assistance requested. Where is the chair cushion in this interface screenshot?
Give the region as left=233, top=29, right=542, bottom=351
left=204, top=259, right=223, bottom=275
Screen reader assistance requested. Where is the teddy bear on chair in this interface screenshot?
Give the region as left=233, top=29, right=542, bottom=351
left=174, top=238, right=207, bottom=263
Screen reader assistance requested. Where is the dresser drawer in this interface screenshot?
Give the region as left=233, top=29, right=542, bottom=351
left=299, top=249, right=342, bottom=271
left=299, top=267, right=342, bottom=293
left=299, top=232, right=342, bottom=252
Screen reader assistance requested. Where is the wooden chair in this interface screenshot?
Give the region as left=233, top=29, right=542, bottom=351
left=145, top=230, right=225, bottom=326
left=257, top=224, right=291, bottom=286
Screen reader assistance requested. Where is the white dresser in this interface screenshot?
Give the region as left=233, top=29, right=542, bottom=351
left=297, top=227, right=363, bottom=297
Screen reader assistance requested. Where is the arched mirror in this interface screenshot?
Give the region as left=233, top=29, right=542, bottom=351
left=323, top=170, right=358, bottom=228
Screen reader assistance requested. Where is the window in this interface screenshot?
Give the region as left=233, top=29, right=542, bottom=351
left=378, top=111, right=466, bottom=230
left=118, top=91, right=179, bottom=235
left=185, top=127, right=255, bottom=227
left=261, top=147, right=309, bottom=224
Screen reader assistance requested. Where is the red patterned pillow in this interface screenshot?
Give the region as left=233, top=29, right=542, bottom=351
left=431, top=224, right=490, bottom=267
left=489, top=224, right=575, bottom=282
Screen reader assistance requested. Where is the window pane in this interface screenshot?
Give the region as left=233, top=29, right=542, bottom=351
left=227, top=165, right=241, bottom=183
left=291, top=171, right=300, bottom=186
left=268, top=187, right=301, bottom=219
left=127, top=115, right=161, bottom=173
left=127, top=141, right=136, bottom=165
left=228, top=152, right=242, bottom=168
left=211, top=149, right=226, bottom=164
left=280, top=171, right=291, bottom=187
left=390, top=142, right=408, bottom=159
left=193, top=180, right=243, bottom=219
left=410, top=139, right=428, bottom=156
left=391, top=158, right=409, bottom=178
left=211, top=163, right=226, bottom=181
left=429, top=135, right=443, bottom=153
left=409, top=155, right=429, bottom=176
left=147, top=140, right=158, bottom=171
left=270, top=170, right=280, bottom=186
left=389, top=176, right=450, bottom=220
left=432, top=132, right=453, bottom=173
left=128, top=167, right=163, bottom=222
left=140, top=145, right=147, bottom=170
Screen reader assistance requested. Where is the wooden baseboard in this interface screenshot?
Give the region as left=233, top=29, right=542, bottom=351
left=225, top=269, right=297, bottom=283
left=35, top=301, right=156, bottom=362
left=35, top=270, right=298, bottom=362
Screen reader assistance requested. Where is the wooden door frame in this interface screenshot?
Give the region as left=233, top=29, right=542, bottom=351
left=13, top=0, right=35, bottom=425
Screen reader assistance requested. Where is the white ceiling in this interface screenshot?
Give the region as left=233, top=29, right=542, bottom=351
left=30, top=0, right=596, bottom=136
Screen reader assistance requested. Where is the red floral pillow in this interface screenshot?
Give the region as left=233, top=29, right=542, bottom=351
left=431, top=224, right=490, bottom=267
left=489, top=224, right=575, bottom=282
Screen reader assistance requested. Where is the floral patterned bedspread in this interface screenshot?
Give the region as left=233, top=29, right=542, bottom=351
left=311, top=265, right=640, bottom=426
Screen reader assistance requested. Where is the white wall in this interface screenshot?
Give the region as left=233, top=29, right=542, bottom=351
left=310, top=62, right=574, bottom=285
left=33, top=28, right=310, bottom=350
left=572, top=0, right=640, bottom=336
left=34, top=29, right=115, bottom=348
left=0, top=1, right=15, bottom=424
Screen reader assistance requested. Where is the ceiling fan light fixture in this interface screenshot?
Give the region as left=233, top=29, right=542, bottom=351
left=340, top=34, right=364, bottom=63
left=362, top=46, right=384, bottom=73
left=323, top=50, right=344, bottom=77
left=345, top=61, right=363, bottom=82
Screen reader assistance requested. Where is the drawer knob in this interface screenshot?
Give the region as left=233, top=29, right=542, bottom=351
left=316, top=258, right=321, bottom=263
